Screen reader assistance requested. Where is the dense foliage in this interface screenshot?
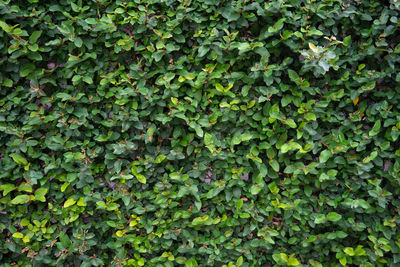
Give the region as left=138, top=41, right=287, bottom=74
left=1, top=0, right=400, bottom=266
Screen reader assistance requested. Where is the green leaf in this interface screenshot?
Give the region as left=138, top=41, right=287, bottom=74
left=34, top=188, right=48, bottom=202
left=236, top=199, right=243, bottom=210
left=189, top=122, right=203, bottom=137
left=343, top=35, right=351, bottom=46
left=304, top=113, right=316, bottom=121
left=18, top=183, right=32, bottom=193
left=0, top=184, right=16, bottom=196
left=281, top=95, right=292, bottom=107
left=363, top=151, right=378, bottom=164
left=96, top=201, right=106, bottom=209
left=284, top=118, right=297, bottom=128
left=369, top=120, right=381, bottom=136
left=82, top=76, right=93, bottom=84
left=236, top=256, right=243, bottom=266
left=56, top=93, right=72, bottom=101
left=288, top=69, right=299, bottom=83
left=268, top=18, right=285, bottom=33
left=319, top=173, right=330, bottom=182
left=20, top=63, right=35, bottom=77
left=308, top=28, right=323, bottom=36
left=319, top=150, right=332, bottom=163
left=241, top=133, right=253, bottom=142
left=10, top=153, right=28, bottom=165
left=0, top=20, right=10, bottom=32
left=184, top=73, right=195, bottom=80
left=269, top=160, right=280, bottom=172
left=250, top=185, right=262, bottom=195
left=60, top=233, right=72, bottom=249
left=29, top=30, right=42, bottom=44
left=326, top=212, right=342, bottom=222
left=74, top=37, right=83, bottom=48
left=314, top=214, right=325, bottom=224
left=359, top=81, right=376, bottom=93
left=270, top=104, right=282, bottom=120
left=11, top=195, right=30, bottom=205
left=170, top=172, right=181, bottom=181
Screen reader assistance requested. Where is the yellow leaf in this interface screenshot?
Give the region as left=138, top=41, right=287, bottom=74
left=13, top=232, right=24, bottom=239
left=116, top=230, right=125, bottom=237
left=22, top=235, right=30, bottom=243
left=171, top=97, right=178, bottom=105
left=308, top=42, right=319, bottom=54
left=353, top=97, right=359, bottom=105
left=61, top=182, right=70, bottom=192
left=215, top=83, right=224, bottom=92
left=77, top=197, right=87, bottom=207
left=135, top=173, right=146, bottom=184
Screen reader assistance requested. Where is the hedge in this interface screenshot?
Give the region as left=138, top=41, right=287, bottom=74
left=1, top=0, right=400, bottom=266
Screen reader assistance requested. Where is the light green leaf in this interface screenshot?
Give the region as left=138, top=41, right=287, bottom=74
left=304, top=113, right=316, bottom=121
left=204, top=133, right=213, bottom=145
left=0, top=20, right=11, bottom=32
left=269, top=160, right=280, bottom=172
left=83, top=76, right=93, bottom=84
left=319, top=150, right=332, bottom=163
left=285, top=118, right=297, bottom=128
left=170, top=172, right=181, bottom=181
left=241, top=133, right=253, bottom=142
left=309, top=42, right=319, bottom=54
left=326, top=212, right=342, bottom=222
left=250, top=185, right=262, bottom=195
left=63, top=197, right=76, bottom=208
left=314, top=214, right=325, bottom=224
left=154, top=154, right=167, bottom=164
left=236, top=256, right=243, bottom=266
left=363, top=151, right=378, bottom=164
left=0, top=184, right=16, bottom=196
left=287, top=254, right=300, bottom=266
left=319, top=173, right=330, bottom=182
left=11, top=195, right=30, bottom=205
left=359, top=81, right=376, bottom=93
left=215, top=83, right=224, bottom=92
left=344, top=247, right=355, bottom=256
left=96, top=201, right=106, bottom=209
left=18, top=183, right=32, bottom=193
